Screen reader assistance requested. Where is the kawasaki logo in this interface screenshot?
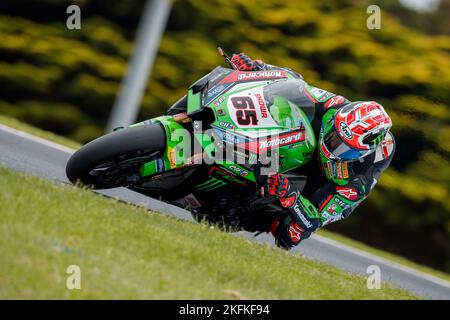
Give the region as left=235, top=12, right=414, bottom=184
left=293, top=204, right=313, bottom=228
left=238, top=71, right=283, bottom=80
left=259, top=132, right=303, bottom=149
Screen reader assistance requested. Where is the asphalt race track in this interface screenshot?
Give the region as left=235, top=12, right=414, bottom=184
left=1, top=123, right=449, bottom=299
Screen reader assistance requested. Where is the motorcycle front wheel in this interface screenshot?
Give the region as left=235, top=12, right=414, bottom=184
left=65, top=124, right=166, bottom=189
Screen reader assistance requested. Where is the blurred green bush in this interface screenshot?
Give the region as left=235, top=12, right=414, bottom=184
left=0, top=0, right=448, bottom=271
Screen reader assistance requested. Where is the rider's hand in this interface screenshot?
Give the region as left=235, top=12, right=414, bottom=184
left=271, top=216, right=307, bottom=250
left=267, top=173, right=289, bottom=197
left=231, top=53, right=258, bottom=71
left=266, top=174, right=297, bottom=208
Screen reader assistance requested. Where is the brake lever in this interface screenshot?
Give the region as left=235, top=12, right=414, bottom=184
left=217, top=46, right=237, bottom=70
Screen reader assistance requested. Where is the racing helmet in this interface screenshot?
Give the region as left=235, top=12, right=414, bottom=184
left=319, top=101, right=392, bottom=161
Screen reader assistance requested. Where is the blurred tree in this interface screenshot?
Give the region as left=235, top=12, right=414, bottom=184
left=375, top=0, right=450, bottom=34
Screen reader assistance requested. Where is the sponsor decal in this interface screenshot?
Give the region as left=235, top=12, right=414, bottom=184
left=288, top=223, right=304, bottom=242
left=236, top=130, right=305, bottom=154
left=219, top=121, right=234, bottom=129
left=382, top=141, right=389, bottom=159
left=213, top=127, right=247, bottom=145
left=156, top=158, right=165, bottom=173
left=308, top=86, right=334, bottom=103
left=381, top=136, right=394, bottom=158
left=334, top=196, right=351, bottom=210
left=320, top=212, right=332, bottom=223
left=195, top=177, right=227, bottom=191
left=317, top=92, right=334, bottom=103
left=254, top=93, right=268, bottom=118
left=168, top=147, right=177, bottom=168
left=375, top=133, right=394, bottom=162
left=337, top=162, right=342, bottom=180
left=324, top=95, right=346, bottom=109
left=339, top=121, right=353, bottom=139
left=258, top=131, right=304, bottom=150
left=207, top=85, right=225, bottom=98
left=309, top=87, right=326, bottom=98
left=336, top=162, right=349, bottom=180
left=341, top=162, right=349, bottom=179
left=213, top=95, right=226, bottom=107
left=327, top=162, right=335, bottom=179
left=238, top=71, right=283, bottom=81
left=336, top=186, right=358, bottom=201
left=326, top=204, right=337, bottom=214
left=205, top=84, right=231, bottom=104
left=293, top=204, right=313, bottom=229
left=321, top=212, right=340, bottom=226
left=208, top=166, right=246, bottom=185
left=219, top=70, right=286, bottom=84
left=229, top=165, right=249, bottom=177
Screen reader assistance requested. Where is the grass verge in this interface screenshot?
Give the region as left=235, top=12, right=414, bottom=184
left=0, top=166, right=416, bottom=299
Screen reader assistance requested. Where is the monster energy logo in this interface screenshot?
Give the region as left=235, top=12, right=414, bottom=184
left=195, top=178, right=227, bottom=191
left=371, top=132, right=385, bottom=146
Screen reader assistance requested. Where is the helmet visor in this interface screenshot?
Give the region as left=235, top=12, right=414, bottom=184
left=322, top=123, right=369, bottom=161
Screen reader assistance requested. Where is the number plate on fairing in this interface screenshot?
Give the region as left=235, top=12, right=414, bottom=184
left=227, top=88, right=279, bottom=129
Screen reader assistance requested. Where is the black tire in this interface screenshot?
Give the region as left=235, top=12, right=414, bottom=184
left=66, top=124, right=166, bottom=189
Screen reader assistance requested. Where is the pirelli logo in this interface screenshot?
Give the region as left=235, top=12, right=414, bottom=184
left=341, top=163, right=349, bottom=179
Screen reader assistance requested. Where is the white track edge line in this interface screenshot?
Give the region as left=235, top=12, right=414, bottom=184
left=0, top=124, right=75, bottom=154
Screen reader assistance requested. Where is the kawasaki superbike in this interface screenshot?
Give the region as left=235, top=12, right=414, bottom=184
left=66, top=49, right=317, bottom=232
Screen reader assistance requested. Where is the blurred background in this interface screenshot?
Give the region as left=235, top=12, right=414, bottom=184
left=0, top=0, right=448, bottom=272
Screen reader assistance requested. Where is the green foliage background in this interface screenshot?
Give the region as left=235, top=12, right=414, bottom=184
left=0, top=0, right=448, bottom=271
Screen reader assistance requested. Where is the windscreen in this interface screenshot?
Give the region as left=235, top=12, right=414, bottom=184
left=263, top=79, right=315, bottom=125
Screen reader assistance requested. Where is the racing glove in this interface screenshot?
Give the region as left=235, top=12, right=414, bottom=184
left=266, top=174, right=320, bottom=249
left=266, top=173, right=297, bottom=208
left=231, top=53, right=265, bottom=71
left=271, top=216, right=306, bottom=250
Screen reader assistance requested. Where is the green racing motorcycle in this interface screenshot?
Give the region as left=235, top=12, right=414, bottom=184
left=66, top=50, right=318, bottom=232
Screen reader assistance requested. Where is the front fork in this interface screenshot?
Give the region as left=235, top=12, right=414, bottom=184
left=129, top=114, right=198, bottom=178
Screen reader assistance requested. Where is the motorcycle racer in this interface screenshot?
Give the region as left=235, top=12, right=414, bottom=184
left=231, top=53, right=395, bottom=250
